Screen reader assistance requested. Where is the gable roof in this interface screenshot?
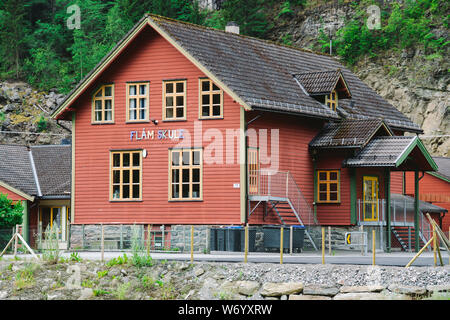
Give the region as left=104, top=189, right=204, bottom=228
left=344, top=136, right=438, bottom=171
left=293, top=69, right=351, bottom=98
left=309, top=118, right=393, bottom=149
left=0, top=144, right=71, bottom=200
left=52, top=14, right=421, bottom=133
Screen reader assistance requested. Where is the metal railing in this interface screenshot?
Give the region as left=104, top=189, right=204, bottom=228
left=357, top=199, right=432, bottom=244
left=249, top=170, right=317, bottom=226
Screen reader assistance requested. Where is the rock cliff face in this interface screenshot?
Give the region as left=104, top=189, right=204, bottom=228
left=0, top=81, right=71, bottom=146
left=267, top=3, right=449, bottom=157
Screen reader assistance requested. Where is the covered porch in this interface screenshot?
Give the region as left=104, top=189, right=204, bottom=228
left=345, top=135, right=439, bottom=252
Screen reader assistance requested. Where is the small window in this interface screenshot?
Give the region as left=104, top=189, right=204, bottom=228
left=199, top=79, right=223, bottom=119
left=111, top=150, right=142, bottom=201
left=317, top=170, right=340, bottom=203
left=169, top=148, right=202, bottom=201
left=163, top=80, right=186, bottom=120
left=325, top=90, right=338, bottom=111
left=126, top=82, right=149, bottom=122
left=92, top=84, right=114, bottom=123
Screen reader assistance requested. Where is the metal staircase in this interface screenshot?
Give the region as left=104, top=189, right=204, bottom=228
left=249, top=170, right=319, bottom=250
left=392, top=226, right=426, bottom=251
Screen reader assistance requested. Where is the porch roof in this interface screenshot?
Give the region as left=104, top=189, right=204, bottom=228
left=391, top=193, right=447, bottom=214
left=344, top=136, right=438, bottom=171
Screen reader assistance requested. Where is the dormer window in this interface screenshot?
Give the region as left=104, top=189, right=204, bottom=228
left=92, top=84, right=114, bottom=124
left=325, top=90, right=338, bottom=111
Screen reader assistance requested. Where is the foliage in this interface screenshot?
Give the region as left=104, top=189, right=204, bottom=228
left=105, top=253, right=128, bottom=267
left=0, top=193, right=23, bottom=229
left=14, top=263, right=38, bottom=290
left=36, top=115, right=48, bottom=132
left=41, top=224, right=60, bottom=264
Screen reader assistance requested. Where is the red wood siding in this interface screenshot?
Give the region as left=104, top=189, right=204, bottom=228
left=247, top=112, right=326, bottom=225
left=0, top=185, right=27, bottom=201
left=390, top=171, right=403, bottom=194
left=315, top=150, right=351, bottom=225
left=404, top=171, right=450, bottom=232
left=73, top=26, right=242, bottom=225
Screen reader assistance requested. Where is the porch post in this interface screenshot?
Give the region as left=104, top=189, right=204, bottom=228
left=414, top=170, right=420, bottom=253
left=350, top=168, right=357, bottom=225
left=384, top=168, right=391, bottom=253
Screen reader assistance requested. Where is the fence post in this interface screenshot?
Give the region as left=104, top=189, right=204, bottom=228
left=433, top=224, right=437, bottom=267
left=359, top=225, right=364, bottom=256
left=147, top=225, right=151, bottom=256
left=289, top=226, right=293, bottom=255
left=101, top=224, right=104, bottom=262
left=13, top=225, right=19, bottom=258
left=328, top=226, right=332, bottom=255
left=280, top=227, right=284, bottom=264
left=372, top=229, right=376, bottom=266
left=190, top=225, right=194, bottom=263
left=321, top=227, right=325, bottom=264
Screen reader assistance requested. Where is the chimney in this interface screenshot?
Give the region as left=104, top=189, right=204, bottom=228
left=225, top=21, right=240, bottom=34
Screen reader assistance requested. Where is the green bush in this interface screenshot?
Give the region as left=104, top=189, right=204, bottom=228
left=0, top=193, right=23, bottom=228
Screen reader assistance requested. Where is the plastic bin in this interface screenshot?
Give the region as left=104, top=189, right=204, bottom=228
left=263, top=225, right=305, bottom=250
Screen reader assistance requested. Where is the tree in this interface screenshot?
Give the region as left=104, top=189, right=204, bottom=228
left=221, top=0, right=269, bottom=38
left=0, top=193, right=23, bottom=229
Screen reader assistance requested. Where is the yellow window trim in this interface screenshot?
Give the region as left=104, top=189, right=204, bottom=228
left=325, top=89, right=338, bottom=111
left=91, top=84, right=115, bottom=124
left=168, top=148, right=203, bottom=201
left=162, top=80, right=187, bottom=121
left=198, top=78, right=223, bottom=119
left=317, top=169, right=340, bottom=204
left=126, top=82, right=150, bottom=122
left=110, top=150, right=143, bottom=201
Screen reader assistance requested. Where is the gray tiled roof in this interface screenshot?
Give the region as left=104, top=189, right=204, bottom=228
left=150, top=15, right=421, bottom=132
left=31, top=145, right=71, bottom=197
left=0, top=144, right=71, bottom=198
left=309, top=118, right=392, bottom=148
left=431, top=157, right=450, bottom=181
left=0, top=145, right=38, bottom=196
left=344, top=136, right=416, bottom=167
left=391, top=193, right=448, bottom=213
left=294, top=70, right=342, bottom=96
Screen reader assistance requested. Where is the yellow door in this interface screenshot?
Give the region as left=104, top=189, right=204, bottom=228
left=247, top=148, right=259, bottom=195
left=363, top=176, right=379, bottom=221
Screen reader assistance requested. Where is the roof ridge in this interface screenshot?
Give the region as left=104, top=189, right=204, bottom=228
left=147, top=13, right=334, bottom=58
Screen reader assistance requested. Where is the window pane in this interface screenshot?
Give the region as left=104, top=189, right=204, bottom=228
left=105, top=110, right=112, bottom=121
left=213, top=94, right=220, bottom=104
left=182, top=184, right=189, bottom=198
left=140, top=109, right=146, bottom=120
left=319, top=193, right=327, bottom=201
left=202, top=106, right=210, bottom=117
left=172, top=169, right=179, bottom=182
left=129, top=109, right=137, bottom=120
left=193, top=151, right=200, bottom=165
left=329, top=183, right=338, bottom=192
left=95, top=90, right=103, bottom=97
left=202, top=94, right=210, bottom=105
left=172, top=184, right=179, bottom=198
left=182, top=151, right=190, bottom=165
left=202, top=80, right=210, bottom=92
left=166, top=83, right=173, bottom=93
left=129, top=98, right=136, bottom=109
left=176, top=96, right=184, bottom=107
left=95, top=100, right=102, bottom=110
left=104, top=86, right=112, bottom=96
left=319, top=183, right=327, bottom=192
left=113, top=185, right=120, bottom=199
left=330, top=193, right=338, bottom=201
left=123, top=153, right=130, bottom=167
left=122, top=170, right=130, bottom=184
left=182, top=169, right=190, bottom=183
left=104, top=99, right=112, bottom=111
left=166, top=108, right=173, bottom=118
left=176, top=107, right=184, bottom=118
left=212, top=83, right=220, bottom=91
left=113, top=170, right=120, bottom=183
left=330, top=172, right=338, bottom=181
left=319, top=172, right=327, bottom=181
left=95, top=111, right=102, bottom=122
left=129, top=85, right=136, bottom=95
left=113, top=154, right=120, bottom=167
left=123, top=185, right=130, bottom=199
left=192, top=168, right=200, bottom=182
left=213, top=105, right=221, bottom=116
left=166, top=96, right=173, bottom=107
left=139, top=98, right=146, bottom=109
left=133, top=153, right=140, bottom=167
left=139, top=84, right=146, bottom=95
left=192, top=184, right=200, bottom=198
left=172, top=152, right=180, bottom=166
left=132, top=185, right=139, bottom=199
left=176, top=82, right=184, bottom=93
left=133, top=170, right=140, bottom=183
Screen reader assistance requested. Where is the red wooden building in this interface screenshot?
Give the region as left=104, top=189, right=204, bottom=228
left=50, top=14, right=441, bottom=252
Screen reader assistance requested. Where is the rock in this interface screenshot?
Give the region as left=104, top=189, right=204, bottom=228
left=78, top=288, right=93, bottom=300
left=235, top=281, right=260, bottom=296
left=194, top=267, right=205, bottom=277
left=388, top=284, right=427, bottom=296
left=426, top=285, right=450, bottom=293
left=333, top=293, right=388, bottom=300
left=339, top=285, right=385, bottom=293
left=289, top=294, right=332, bottom=300
left=0, top=291, right=8, bottom=299
left=260, top=282, right=304, bottom=297
left=120, top=269, right=128, bottom=276
left=303, top=285, right=340, bottom=297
